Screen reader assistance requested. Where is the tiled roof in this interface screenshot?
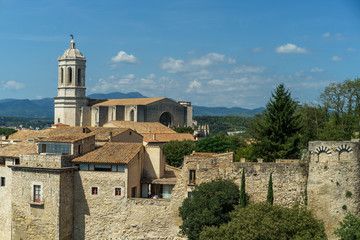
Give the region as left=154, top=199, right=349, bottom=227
left=8, top=129, right=53, bottom=141
left=142, top=133, right=194, bottom=143
left=72, top=142, right=142, bottom=164
left=0, top=142, right=37, bottom=157
left=37, top=134, right=92, bottom=143
left=93, top=97, right=166, bottom=106
left=87, top=127, right=129, bottom=141
left=104, top=121, right=176, bottom=134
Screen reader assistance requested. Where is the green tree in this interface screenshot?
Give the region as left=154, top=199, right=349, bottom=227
left=0, top=128, right=17, bottom=136
left=334, top=212, right=360, bottom=240
left=239, top=168, right=247, bottom=208
left=250, top=84, right=302, bottom=162
left=179, top=179, right=240, bottom=240
left=173, top=126, right=194, bottom=134
left=195, top=133, right=235, bottom=153
left=162, top=140, right=194, bottom=167
left=200, top=203, right=327, bottom=240
left=267, top=173, right=273, bottom=205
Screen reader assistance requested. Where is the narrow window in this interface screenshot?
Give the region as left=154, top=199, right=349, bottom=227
left=60, top=68, right=64, bottom=84
left=0, top=158, right=5, bottom=166
left=15, top=158, right=20, bottom=165
left=41, top=144, right=47, bottom=153
left=189, top=170, right=196, bottom=184
left=34, top=185, right=41, bottom=202
left=1, top=177, right=5, bottom=186
left=58, top=118, right=60, bottom=123
left=130, top=109, right=135, bottom=121
left=77, top=68, right=81, bottom=85
left=68, top=67, right=72, bottom=84
left=92, top=187, right=98, bottom=195
left=115, top=188, right=121, bottom=196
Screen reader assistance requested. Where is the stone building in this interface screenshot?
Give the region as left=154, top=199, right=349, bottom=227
left=54, top=39, right=192, bottom=128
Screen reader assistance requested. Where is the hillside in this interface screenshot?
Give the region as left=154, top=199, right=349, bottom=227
left=0, top=92, right=264, bottom=118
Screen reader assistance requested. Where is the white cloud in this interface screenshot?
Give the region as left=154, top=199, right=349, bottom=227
left=310, top=67, right=324, bottom=72
left=276, top=43, right=307, bottom=54
left=331, top=56, right=342, bottom=62
left=231, top=65, right=265, bottom=74
left=335, top=33, right=345, bottom=40
left=322, top=32, right=330, bottom=38
left=252, top=47, right=262, bottom=53
left=161, top=52, right=234, bottom=74
left=111, top=51, right=138, bottom=64
left=2, top=81, right=24, bottom=90
left=347, top=48, right=356, bottom=52
left=186, top=80, right=201, bottom=93
left=208, top=80, right=224, bottom=85
left=189, top=53, right=226, bottom=67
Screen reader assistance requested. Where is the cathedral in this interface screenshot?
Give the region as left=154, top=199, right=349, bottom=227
left=54, top=39, right=192, bottom=128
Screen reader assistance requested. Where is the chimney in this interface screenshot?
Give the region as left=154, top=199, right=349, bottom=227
left=109, top=132, right=112, bottom=142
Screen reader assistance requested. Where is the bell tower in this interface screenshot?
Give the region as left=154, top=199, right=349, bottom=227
left=54, top=37, right=88, bottom=126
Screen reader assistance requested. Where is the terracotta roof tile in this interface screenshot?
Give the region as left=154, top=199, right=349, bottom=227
left=72, top=142, right=142, bottom=164
left=142, top=133, right=194, bottom=143
left=104, top=121, right=176, bottom=134
left=93, top=97, right=166, bottom=106
left=87, top=127, right=128, bottom=141
left=0, top=142, right=37, bottom=158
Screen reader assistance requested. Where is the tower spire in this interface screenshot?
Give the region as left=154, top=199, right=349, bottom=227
left=70, top=34, right=75, bottom=49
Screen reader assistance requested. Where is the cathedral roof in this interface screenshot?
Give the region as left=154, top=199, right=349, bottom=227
left=72, top=142, right=142, bottom=164
left=92, top=97, right=167, bottom=106
left=104, top=121, right=176, bottom=134
left=59, top=39, right=86, bottom=60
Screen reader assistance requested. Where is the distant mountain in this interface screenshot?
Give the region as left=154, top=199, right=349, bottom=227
left=192, top=106, right=265, bottom=117
left=0, top=92, right=264, bottom=118
left=88, top=92, right=147, bottom=99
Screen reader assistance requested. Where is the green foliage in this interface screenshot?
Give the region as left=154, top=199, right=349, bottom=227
left=173, top=126, right=194, bottom=134
left=200, top=202, right=327, bottom=240
left=195, top=133, right=245, bottom=153
left=162, top=140, right=194, bottom=167
left=194, top=116, right=251, bottom=136
left=346, top=190, right=352, bottom=198
left=334, top=212, right=360, bottom=240
left=179, top=179, right=240, bottom=240
left=235, top=143, right=258, bottom=162
left=239, top=168, right=247, bottom=208
left=0, top=116, right=53, bottom=129
left=0, top=128, right=17, bottom=136
left=250, top=84, right=302, bottom=162
left=267, top=173, right=273, bottom=205
left=342, top=205, right=347, bottom=210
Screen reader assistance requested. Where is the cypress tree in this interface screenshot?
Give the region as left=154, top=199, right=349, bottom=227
left=250, top=84, right=302, bottom=162
left=267, top=172, right=274, bottom=205
left=239, top=168, right=247, bottom=208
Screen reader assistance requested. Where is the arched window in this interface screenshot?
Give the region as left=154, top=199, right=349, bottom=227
left=159, top=112, right=172, bottom=127
left=78, top=68, right=81, bottom=85
left=130, top=109, right=135, bottom=121
left=68, top=67, right=72, bottom=84
left=60, top=68, right=64, bottom=84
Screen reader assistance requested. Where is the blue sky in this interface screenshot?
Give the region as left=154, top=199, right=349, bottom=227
left=0, top=0, right=359, bottom=108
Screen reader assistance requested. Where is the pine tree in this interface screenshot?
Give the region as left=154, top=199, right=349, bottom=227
left=267, top=173, right=274, bottom=205
left=251, top=84, right=302, bottom=162
left=239, top=168, right=247, bottom=208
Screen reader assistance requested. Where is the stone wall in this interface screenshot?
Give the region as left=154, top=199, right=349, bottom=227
left=0, top=159, right=13, bottom=240
left=20, top=154, right=73, bottom=168
left=10, top=167, right=75, bottom=240
left=308, top=141, right=360, bottom=239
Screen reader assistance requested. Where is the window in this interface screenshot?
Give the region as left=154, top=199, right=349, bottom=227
left=188, top=191, right=193, bottom=198
left=77, top=68, right=81, bottom=85
left=41, top=144, right=47, bottom=153
left=34, top=185, right=41, bottom=202
left=60, top=68, right=64, bottom=84
left=115, top=188, right=121, bottom=196
left=94, top=165, right=111, bottom=171
left=130, top=109, right=135, bottom=121
left=68, top=67, right=72, bottom=84
left=189, top=170, right=196, bottom=184
left=1, top=177, right=5, bottom=187
left=58, top=118, right=60, bottom=123
left=0, top=158, right=5, bottom=166
left=15, top=158, right=20, bottom=165
left=91, top=187, right=98, bottom=195
left=131, top=187, right=137, bottom=198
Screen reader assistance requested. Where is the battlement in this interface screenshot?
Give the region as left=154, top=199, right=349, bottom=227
left=309, top=141, right=359, bottom=164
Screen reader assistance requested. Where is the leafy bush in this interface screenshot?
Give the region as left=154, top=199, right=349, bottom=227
left=334, top=212, right=360, bottom=240
left=179, top=179, right=240, bottom=240
left=200, top=202, right=327, bottom=240
left=162, top=140, right=194, bottom=167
